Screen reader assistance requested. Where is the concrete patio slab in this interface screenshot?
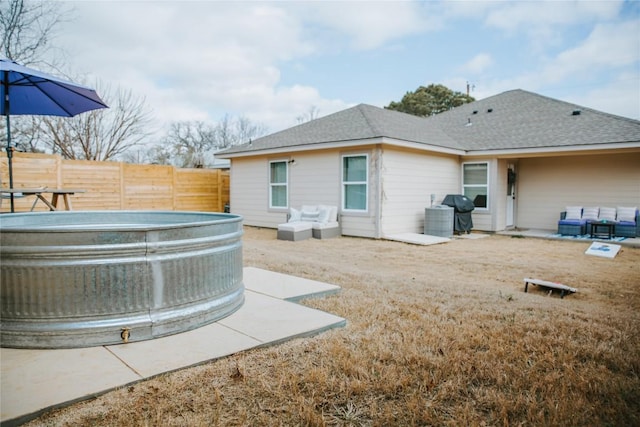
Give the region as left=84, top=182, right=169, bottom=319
left=1, top=347, right=140, bottom=424
left=218, top=291, right=345, bottom=344
left=105, top=321, right=261, bottom=379
left=385, top=233, right=450, bottom=245
left=243, top=266, right=342, bottom=301
left=0, top=268, right=345, bottom=426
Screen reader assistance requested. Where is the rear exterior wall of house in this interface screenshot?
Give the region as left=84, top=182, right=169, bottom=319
left=379, top=147, right=461, bottom=236
left=515, top=151, right=640, bottom=231
left=229, top=146, right=380, bottom=237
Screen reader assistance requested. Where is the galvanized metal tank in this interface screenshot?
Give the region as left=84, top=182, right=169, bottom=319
left=0, top=211, right=244, bottom=349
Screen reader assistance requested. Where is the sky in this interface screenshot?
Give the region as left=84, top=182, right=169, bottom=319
left=52, top=0, right=640, bottom=139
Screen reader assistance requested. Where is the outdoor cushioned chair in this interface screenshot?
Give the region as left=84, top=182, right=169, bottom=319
left=558, top=206, right=639, bottom=238
left=557, top=206, right=586, bottom=235
left=614, top=207, right=639, bottom=238
left=277, top=204, right=340, bottom=241
left=277, top=221, right=313, bottom=241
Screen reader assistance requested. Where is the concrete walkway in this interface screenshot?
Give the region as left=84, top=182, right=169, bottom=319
left=0, top=267, right=345, bottom=426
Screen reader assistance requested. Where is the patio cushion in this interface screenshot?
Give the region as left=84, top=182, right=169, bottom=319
left=598, top=207, right=617, bottom=222
left=616, top=207, right=637, bottom=223
left=312, top=221, right=340, bottom=230
left=301, top=211, right=320, bottom=222
left=288, top=207, right=302, bottom=222
left=558, top=219, right=584, bottom=226
left=565, top=206, right=582, bottom=220
left=278, top=222, right=312, bottom=232
left=330, top=206, right=338, bottom=222
left=581, top=207, right=599, bottom=221
left=617, top=221, right=636, bottom=226
left=317, top=206, right=331, bottom=223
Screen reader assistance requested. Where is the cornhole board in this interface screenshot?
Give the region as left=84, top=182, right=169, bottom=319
left=523, top=278, right=577, bottom=298
left=585, top=242, right=621, bottom=259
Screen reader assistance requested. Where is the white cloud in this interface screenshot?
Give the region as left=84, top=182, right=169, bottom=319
left=456, top=16, right=640, bottom=119
left=46, top=0, right=638, bottom=140
left=297, top=1, right=441, bottom=50
left=547, top=21, right=640, bottom=81
left=57, top=1, right=322, bottom=133
left=481, top=1, right=624, bottom=52
left=484, top=1, right=622, bottom=32
left=565, top=70, right=640, bottom=120
left=459, top=53, right=494, bottom=75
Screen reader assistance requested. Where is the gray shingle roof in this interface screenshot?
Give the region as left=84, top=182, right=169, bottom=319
left=219, top=89, right=640, bottom=156
left=430, top=89, right=640, bottom=150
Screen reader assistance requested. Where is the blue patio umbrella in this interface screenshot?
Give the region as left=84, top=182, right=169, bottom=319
left=1, top=59, right=108, bottom=212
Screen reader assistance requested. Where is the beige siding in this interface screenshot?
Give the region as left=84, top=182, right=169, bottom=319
left=292, top=147, right=384, bottom=239
left=230, top=149, right=378, bottom=237
left=462, top=158, right=499, bottom=232
left=340, top=148, right=379, bottom=238
left=229, top=148, right=639, bottom=237
left=379, top=148, right=460, bottom=235
left=493, top=159, right=510, bottom=230
left=229, top=157, right=275, bottom=227
left=289, top=151, right=341, bottom=208
left=516, top=152, right=640, bottom=230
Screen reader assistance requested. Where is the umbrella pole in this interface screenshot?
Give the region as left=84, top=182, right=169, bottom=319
left=3, top=69, right=14, bottom=212
left=6, top=114, right=15, bottom=213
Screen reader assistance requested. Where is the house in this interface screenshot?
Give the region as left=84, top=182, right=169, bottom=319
left=217, top=89, right=640, bottom=238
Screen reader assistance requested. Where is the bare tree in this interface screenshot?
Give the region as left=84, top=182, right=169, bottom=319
left=150, top=115, right=267, bottom=167
left=164, top=121, right=216, bottom=168
left=121, top=145, right=172, bottom=165
left=232, top=116, right=267, bottom=147
left=214, top=114, right=267, bottom=149
left=1, top=0, right=72, bottom=154
left=296, top=105, right=320, bottom=124
left=39, top=84, right=153, bottom=161
left=0, top=0, right=70, bottom=67
left=1, top=1, right=155, bottom=162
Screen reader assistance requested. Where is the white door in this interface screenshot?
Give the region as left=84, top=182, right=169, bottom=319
left=506, top=165, right=516, bottom=227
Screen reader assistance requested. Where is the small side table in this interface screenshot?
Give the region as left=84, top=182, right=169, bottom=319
left=590, top=221, right=615, bottom=239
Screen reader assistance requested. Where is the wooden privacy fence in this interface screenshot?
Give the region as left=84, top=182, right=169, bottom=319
left=1, top=152, right=229, bottom=213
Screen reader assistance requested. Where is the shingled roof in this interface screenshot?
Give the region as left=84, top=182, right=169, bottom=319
left=430, top=89, right=640, bottom=151
left=219, top=89, right=640, bottom=156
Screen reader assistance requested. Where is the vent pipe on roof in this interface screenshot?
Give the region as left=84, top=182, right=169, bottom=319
left=487, top=108, right=493, bottom=113
left=572, top=109, right=581, bottom=116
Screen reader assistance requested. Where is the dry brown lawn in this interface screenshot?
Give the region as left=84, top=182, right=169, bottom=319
left=28, top=227, right=640, bottom=426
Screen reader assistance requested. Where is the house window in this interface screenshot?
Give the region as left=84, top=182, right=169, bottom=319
left=342, top=154, right=368, bottom=211
left=463, top=162, right=488, bottom=209
left=269, top=160, right=288, bottom=208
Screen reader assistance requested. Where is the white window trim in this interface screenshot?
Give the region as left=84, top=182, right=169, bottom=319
left=341, top=153, right=369, bottom=213
left=462, top=161, right=489, bottom=211
left=269, top=159, right=288, bottom=209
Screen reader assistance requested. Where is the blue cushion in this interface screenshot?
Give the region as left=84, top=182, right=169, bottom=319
left=558, top=219, right=585, bottom=226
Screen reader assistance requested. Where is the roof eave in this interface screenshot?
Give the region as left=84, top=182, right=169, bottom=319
left=216, top=137, right=466, bottom=159
left=465, top=141, right=640, bottom=158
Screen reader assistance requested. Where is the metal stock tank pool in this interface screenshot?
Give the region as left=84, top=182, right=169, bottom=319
left=0, top=211, right=245, bottom=349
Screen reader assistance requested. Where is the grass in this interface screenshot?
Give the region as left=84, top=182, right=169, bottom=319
left=28, top=227, right=640, bottom=426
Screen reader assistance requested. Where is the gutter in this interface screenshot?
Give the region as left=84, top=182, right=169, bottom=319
left=466, top=141, right=640, bottom=158
left=217, top=137, right=466, bottom=159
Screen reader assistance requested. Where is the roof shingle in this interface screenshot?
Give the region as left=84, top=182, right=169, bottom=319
left=219, top=89, right=640, bottom=156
